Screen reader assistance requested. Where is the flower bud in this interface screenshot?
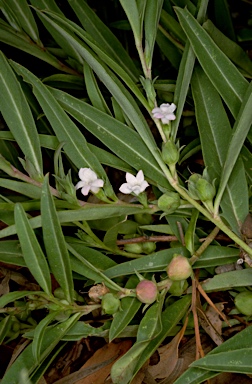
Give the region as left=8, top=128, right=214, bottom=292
left=101, top=293, right=120, bottom=315
left=158, top=192, right=180, bottom=214
left=136, top=280, right=158, bottom=304
left=134, top=213, right=153, bottom=225
left=162, top=140, right=179, bottom=166
left=142, top=241, right=156, bottom=254
left=234, top=291, right=252, bottom=316
left=195, top=178, right=215, bottom=202
left=188, top=173, right=201, bottom=199
left=167, top=254, right=192, bottom=281
left=168, top=280, right=188, bottom=296
left=124, top=243, right=143, bottom=254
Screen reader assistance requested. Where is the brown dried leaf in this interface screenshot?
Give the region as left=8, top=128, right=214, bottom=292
left=148, top=325, right=186, bottom=379
left=198, top=303, right=224, bottom=346
left=75, top=340, right=132, bottom=384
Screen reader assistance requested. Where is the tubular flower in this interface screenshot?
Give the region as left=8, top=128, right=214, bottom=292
left=119, top=170, right=149, bottom=196
left=152, top=103, right=176, bottom=124
left=75, top=168, right=104, bottom=196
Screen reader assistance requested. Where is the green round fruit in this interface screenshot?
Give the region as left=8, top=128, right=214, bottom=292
left=101, top=293, right=120, bottom=315
left=234, top=291, right=252, bottom=316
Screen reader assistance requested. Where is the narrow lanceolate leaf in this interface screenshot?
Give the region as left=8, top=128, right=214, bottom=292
left=175, top=6, right=249, bottom=118
left=143, top=0, right=164, bottom=69
left=50, top=87, right=170, bottom=189
left=33, top=10, right=163, bottom=164
left=68, top=0, right=140, bottom=80
left=191, top=67, right=248, bottom=234
left=0, top=52, right=43, bottom=178
left=215, top=81, right=252, bottom=216
left=30, top=0, right=83, bottom=63
left=1, top=313, right=80, bottom=384
left=3, top=0, right=42, bottom=45
left=172, top=1, right=209, bottom=140
left=41, top=175, right=74, bottom=303
left=32, top=312, right=59, bottom=363
left=10, top=60, right=115, bottom=199
left=109, top=275, right=142, bottom=342
left=14, top=204, right=51, bottom=295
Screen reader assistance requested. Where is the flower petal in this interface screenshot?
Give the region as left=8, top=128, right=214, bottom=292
left=125, top=172, right=137, bottom=185
left=119, top=183, right=133, bottom=194
left=81, top=185, right=91, bottom=196
left=136, top=170, right=144, bottom=183
left=75, top=180, right=85, bottom=190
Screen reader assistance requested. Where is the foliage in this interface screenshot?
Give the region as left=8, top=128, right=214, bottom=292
left=0, top=0, right=252, bottom=383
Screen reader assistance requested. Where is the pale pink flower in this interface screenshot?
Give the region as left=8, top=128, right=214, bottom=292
left=152, top=103, right=176, bottom=124
left=75, top=168, right=104, bottom=196
left=119, top=170, right=149, bottom=196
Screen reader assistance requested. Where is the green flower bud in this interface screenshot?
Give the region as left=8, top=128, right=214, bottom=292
left=101, top=293, right=120, bottom=315
left=158, top=192, right=180, bottom=214
left=162, top=140, right=179, bottom=166
left=188, top=173, right=201, bottom=199
left=234, top=291, right=252, bottom=316
left=195, top=178, right=215, bottom=202
left=54, top=287, right=66, bottom=300
left=142, top=241, right=156, bottom=254
left=168, top=280, right=188, bottom=296
left=167, top=254, right=192, bottom=281
left=134, top=213, right=153, bottom=225
left=136, top=280, right=158, bottom=304
left=124, top=243, right=143, bottom=254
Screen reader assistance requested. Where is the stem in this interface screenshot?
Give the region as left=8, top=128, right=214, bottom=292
left=190, top=226, right=220, bottom=265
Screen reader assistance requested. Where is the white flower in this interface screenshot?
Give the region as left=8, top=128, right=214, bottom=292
left=152, top=103, right=176, bottom=124
left=75, top=168, right=104, bottom=196
left=119, top=170, right=149, bottom=196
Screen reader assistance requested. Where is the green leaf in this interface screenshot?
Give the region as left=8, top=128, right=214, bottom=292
left=10, top=60, right=115, bottom=199
left=105, top=247, right=189, bottom=278
left=143, top=0, right=164, bottom=69
left=109, top=275, right=142, bottom=342
left=184, top=209, right=198, bottom=254
left=174, top=324, right=252, bottom=383
left=211, top=0, right=236, bottom=41
left=0, top=51, right=43, bottom=177
left=0, top=240, right=26, bottom=267
left=111, top=340, right=149, bottom=384
left=171, top=0, right=209, bottom=140
left=68, top=0, right=139, bottom=80
left=203, top=19, right=252, bottom=77
left=193, top=349, right=252, bottom=373
left=66, top=243, right=123, bottom=291
left=30, top=0, right=83, bottom=63
left=175, top=6, right=248, bottom=118
left=83, top=62, right=112, bottom=115
left=137, top=301, right=163, bottom=342
left=0, top=178, right=41, bottom=199
left=119, top=0, right=142, bottom=45
left=14, top=203, right=52, bottom=295
left=193, top=246, right=239, bottom=269
left=2, top=0, right=41, bottom=45
left=0, top=316, right=12, bottom=344
left=32, top=312, right=59, bottom=363
left=33, top=9, right=165, bottom=167
left=0, top=290, right=48, bottom=308
left=0, top=19, right=71, bottom=73
left=0, top=204, right=154, bottom=239
left=41, top=175, right=74, bottom=303
left=49, top=87, right=170, bottom=188
left=202, top=269, right=252, bottom=292
left=1, top=313, right=80, bottom=384
left=214, top=81, right=252, bottom=217
left=134, top=295, right=191, bottom=374
left=191, top=66, right=248, bottom=234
